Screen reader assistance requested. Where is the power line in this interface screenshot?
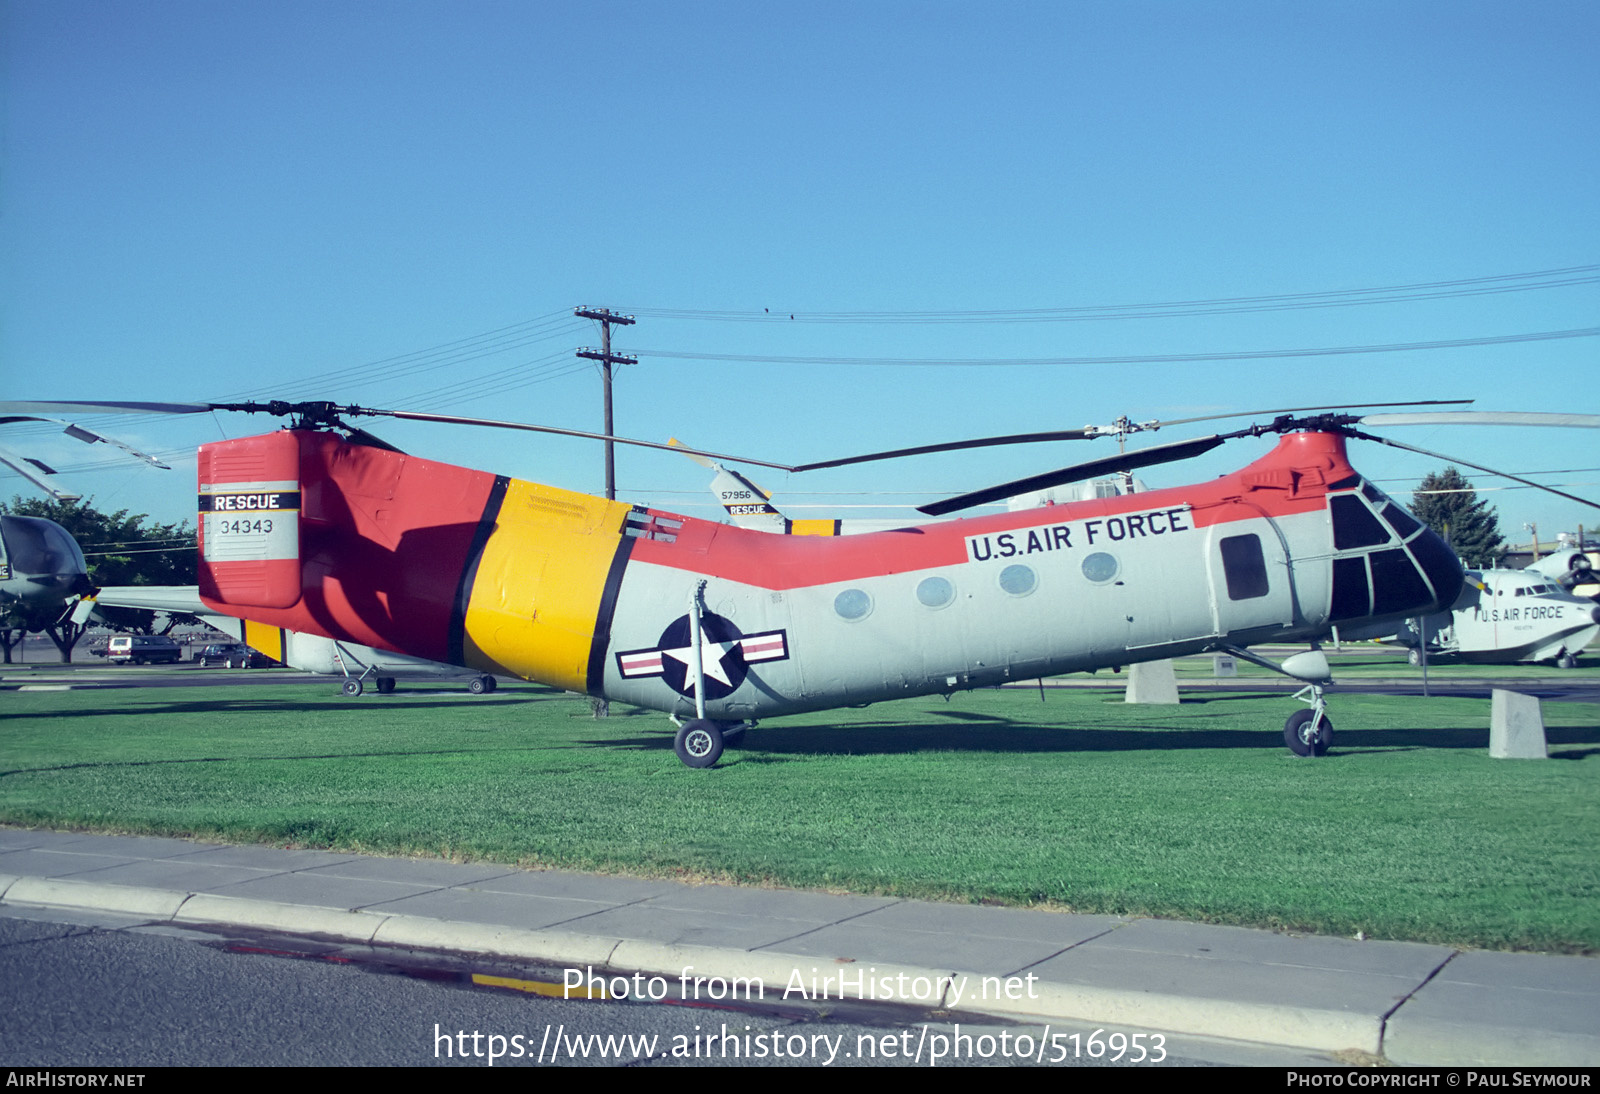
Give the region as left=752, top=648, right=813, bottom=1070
left=622, top=264, right=1600, bottom=324
left=637, top=326, right=1600, bottom=367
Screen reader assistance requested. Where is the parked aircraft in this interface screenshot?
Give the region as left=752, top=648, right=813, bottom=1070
left=0, top=513, right=91, bottom=610
left=5, top=399, right=1592, bottom=765
left=1374, top=563, right=1600, bottom=668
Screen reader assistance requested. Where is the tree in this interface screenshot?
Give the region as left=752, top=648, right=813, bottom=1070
left=1410, top=468, right=1506, bottom=568
left=1, top=496, right=198, bottom=661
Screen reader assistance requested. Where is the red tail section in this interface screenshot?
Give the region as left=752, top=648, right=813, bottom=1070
left=197, top=429, right=503, bottom=662
left=198, top=431, right=303, bottom=609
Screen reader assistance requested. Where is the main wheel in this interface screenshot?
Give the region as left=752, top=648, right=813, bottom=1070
left=1407, top=648, right=1422, bottom=667
left=1559, top=653, right=1578, bottom=669
left=342, top=679, right=363, bottom=697
left=468, top=675, right=490, bottom=695
left=482, top=675, right=498, bottom=693
left=674, top=720, right=725, bottom=768
left=376, top=677, right=396, bottom=694
left=1284, top=708, right=1333, bottom=757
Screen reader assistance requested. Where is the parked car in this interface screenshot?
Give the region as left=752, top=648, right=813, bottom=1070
left=106, top=635, right=184, bottom=665
left=197, top=643, right=276, bottom=668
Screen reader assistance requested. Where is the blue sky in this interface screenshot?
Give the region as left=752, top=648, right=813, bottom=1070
left=3, top=1, right=1596, bottom=545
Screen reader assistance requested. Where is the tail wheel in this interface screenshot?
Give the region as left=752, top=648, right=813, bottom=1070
left=1284, top=708, right=1333, bottom=757
left=674, top=720, right=725, bottom=768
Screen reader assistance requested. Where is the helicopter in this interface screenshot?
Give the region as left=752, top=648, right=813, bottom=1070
left=5, top=400, right=1594, bottom=766
left=0, top=410, right=172, bottom=613
left=0, top=512, right=92, bottom=611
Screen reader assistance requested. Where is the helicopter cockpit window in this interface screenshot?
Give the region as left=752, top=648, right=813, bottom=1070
left=1329, top=556, right=1371, bottom=620
left=1379, top=503, right=1421, bottom=539
left=1370, top=548, right=1432, bottom=615
left=1219, top=534, right=1269, bottom=600
left=1330, top=494, right=1390, bottom=550
left=0, top=516, right=84, bottom=575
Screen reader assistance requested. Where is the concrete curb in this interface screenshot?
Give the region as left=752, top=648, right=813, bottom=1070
left=987, top=980, right=1382, bottom=1054
left=6, top=877, right=190, bottom=919
left=174, top=892, right=386, bottom=942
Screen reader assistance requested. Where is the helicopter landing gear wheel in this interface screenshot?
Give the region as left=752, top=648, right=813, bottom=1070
left=342, top=679, right=363, bottom=697
left=1284, top=708, right=1333, bottom=757
left=674, top=720, right=724, bottom=768
left=376, top=677, right=396, bottom=694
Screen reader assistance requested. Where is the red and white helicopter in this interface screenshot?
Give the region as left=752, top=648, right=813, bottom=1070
left=7, top=400, right=1594, bottom=766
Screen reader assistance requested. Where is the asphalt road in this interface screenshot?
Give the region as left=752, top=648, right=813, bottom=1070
left=0, top=908, right=1265, bottom=1068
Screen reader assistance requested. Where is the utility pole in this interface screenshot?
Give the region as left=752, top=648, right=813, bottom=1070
left=575, top=307, right=637, bottom=501
left=575, top=307, right=635, bottom=720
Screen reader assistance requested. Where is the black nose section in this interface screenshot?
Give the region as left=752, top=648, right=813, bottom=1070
left=1407, top=527, right=1465, bottom=612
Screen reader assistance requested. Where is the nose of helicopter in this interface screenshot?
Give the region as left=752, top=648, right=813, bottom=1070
left=1406, top=523, right=1466, bottom=614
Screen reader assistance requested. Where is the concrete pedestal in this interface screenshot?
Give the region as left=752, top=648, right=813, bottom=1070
left=1125, top=659, right=1180, bottom=704
left=1489, top=689, right=1546, bottom=759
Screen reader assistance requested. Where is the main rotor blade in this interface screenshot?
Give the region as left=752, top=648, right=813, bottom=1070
left=370, top=409, right=796, bottom=472
left=918, top=435, right=1228, bottom=516
left=0, top=447, right=82, bottom=501
left=1350, top=430, right=1600, bottom=512
left=0, top=400, right=217, bottom=416
left=1360, top=411, right=1600, bottom=429
left=794, top=429, right=1096, bottom=472
left=1154, top=399, right=1473, bottom=430
left=792, top=400, right=1474, bottom=472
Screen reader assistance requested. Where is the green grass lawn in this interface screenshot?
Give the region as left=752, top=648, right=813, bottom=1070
left=2, top=679, right=1596, bottom=952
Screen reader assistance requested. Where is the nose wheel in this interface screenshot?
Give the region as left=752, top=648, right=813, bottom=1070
left=1284, top=685, right=1333, bottom=756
